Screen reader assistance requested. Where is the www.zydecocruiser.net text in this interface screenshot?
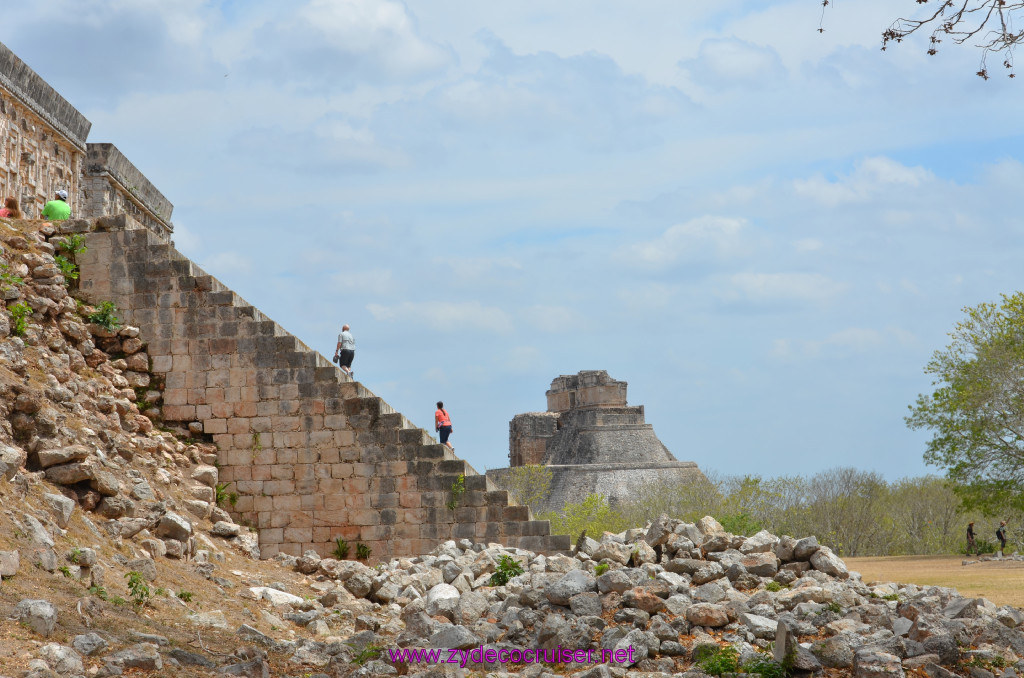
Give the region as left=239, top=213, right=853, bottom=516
left=386, top=646, right=637, bottom=667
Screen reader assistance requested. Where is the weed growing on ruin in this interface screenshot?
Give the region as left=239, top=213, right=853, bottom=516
left=58, top=565, right=72, bottom=578
left=447, top=473, right=466, bottom=510
left=88, top=585, right=107, bottom=600
left=87, top=301, right=121, bottom=331
left=489, top=555, right=525, bottom=586
left=215, top=482, right=237, bottom=507
left=251, top=432, right=262, bottom=451
left=967, top=655, right=1009, bottom=672
left=8, top=301, right=31, bottom=336
left=350, top=644, right=383, bottom=666
left=62, top=233, right=86, bottom=256
left=69, top=548, right=82, bottom=564
left=742, top=653, right=787, bottom=678
left=594, top=563, right=610, bottom=576
left=356, top=543, right=372, bottom=560
left=54, top=254, right=78, bottom=281
left=111, top=596, right=126, bottom=607
left=154, top=587, right=167, bottom=597
left=125, top=571, right=150, bottom=608
left=332, top=538, right=350, bottom=560
left=765, top=581, right=784, bottom=592
left=177, top=590, right=194, bottom=603
left=882, top=593, right=900, bottom=601
left=824, top=601, right=842, bottom=614
left=0, top=262, right=23, bottom=289
left=694, top=645, right=739, bottom=676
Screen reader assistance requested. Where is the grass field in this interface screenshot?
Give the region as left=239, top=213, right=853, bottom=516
left=846, top=555, right=1024, bottom=607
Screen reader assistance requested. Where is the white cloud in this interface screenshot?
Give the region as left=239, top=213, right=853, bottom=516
left=632, top=216, right=749, bottom=267
left=438, top=256, right=523, bottom=280
left=772, top=326, right=918, bottom=360
left=201, top=251, right=252, bottom=276
left=521, top=305, right=590, bottom=333
left=679, top=38, right=787, bottom=88
left=367, top=301, right=513, bottom=333
left=329, top=268, right=396, bottom=295
left=720, top=272, right=847, bottom=305
left=794, top=157, right=934, bottom=207
left=793, top=238, right=823, bottom=253
left=297, top=0, right=451, bottom=78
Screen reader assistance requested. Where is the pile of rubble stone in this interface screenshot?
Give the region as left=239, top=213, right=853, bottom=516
left=265, top=514, right=1024, bottom=678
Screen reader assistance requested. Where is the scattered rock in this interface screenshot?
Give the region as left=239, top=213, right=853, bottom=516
left=14, top=599, right=58, bottom=637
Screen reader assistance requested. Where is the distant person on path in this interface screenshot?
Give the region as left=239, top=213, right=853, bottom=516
left=997, top=520, right=1008, bottom=557
left=435, top=401, right=454, bottom=451
left=967, top=522, right=976, bottom=556
left=41, top=190, right=70, bottom=221
left=0, top=197, right=21, bottom=218
left=334, top=324, right=355, bottom=377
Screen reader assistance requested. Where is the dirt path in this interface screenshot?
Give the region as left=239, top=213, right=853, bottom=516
left=847, top=555, right=1024, bottom=607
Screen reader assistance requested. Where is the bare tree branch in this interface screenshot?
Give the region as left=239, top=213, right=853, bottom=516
left=824, top=0, right=1024, bottom=78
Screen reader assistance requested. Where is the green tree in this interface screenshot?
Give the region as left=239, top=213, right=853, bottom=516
left=502, top=464, right=553, bottom=511
left=539, top=493, right=627, bottom=539
left=907, top=292, right=1024, bottom=515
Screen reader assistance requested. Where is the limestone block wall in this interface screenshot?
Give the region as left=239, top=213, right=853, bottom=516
left=547, top=370, right=627, bottom=413
left=509, top=412, right=558, bottom=467
left=76, top=217, right=569, bottom=559
left=0, top=40, right=89, bottom=217
left=82, top=143, right=173, bottom=238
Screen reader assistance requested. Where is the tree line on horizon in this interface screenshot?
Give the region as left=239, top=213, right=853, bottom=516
left=499, top=291, right=1024, bottom=558
left=503, top=465, right=1016, bottom=557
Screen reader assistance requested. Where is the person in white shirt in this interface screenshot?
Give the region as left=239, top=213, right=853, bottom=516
left=334, top=324, right=355, bottom=376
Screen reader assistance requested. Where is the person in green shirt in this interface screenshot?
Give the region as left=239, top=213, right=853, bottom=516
left=41, top=189, right=70, bottom=221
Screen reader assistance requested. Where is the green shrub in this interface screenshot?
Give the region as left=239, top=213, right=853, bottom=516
left=765, top=581, right=784, bottom=592
left=8, top=301, right=31, bottom=336
left=447, top=474, right=466, bottom=510
left=695, top=645, right=739, bottom=676
left=964, top=538, right=997, bottom=555
left=538, top=493, right=628, bottom=540
left=718, top=511, right=763, bottom=536
left=824, top=601, right=842, bottom=613
left=59, top=233, right=87, bottom=256
left=88, top=585, right=107, bottom=600
left=215, top=482, right=233, bottom=507
left=125, top=571, right=150, bottom=607
left=332, top=538, right=350, bottom=560
left=54, top=254, right=78, bottom=281
left=0, top=263, right=23, bottom=288
left=742, top=653, right=787, bottom=678
left=355, top=543, right=372, bottom=560
left=177, top=590, right=194, bottom=602
left=87, top=301, right=121, bottom=331
left=351, top=644, right=383, bottom=665
left=489, top=555, right=525, bottom=586
left=58, top=565, right=72, bottom=578
left=594, top=563, right=610, bottom=576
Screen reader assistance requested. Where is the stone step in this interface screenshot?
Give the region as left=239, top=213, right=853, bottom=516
left=344, top=397, right=385, bottom=418
left=377, top=412, right=411, bottom=430
left=399, top=428, right=433, bottom=446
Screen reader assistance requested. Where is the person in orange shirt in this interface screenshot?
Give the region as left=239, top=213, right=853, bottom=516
left=435, top=401, right=454, bottom=451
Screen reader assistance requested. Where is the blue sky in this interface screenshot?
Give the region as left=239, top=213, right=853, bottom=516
left=8, top=0, right=1024, bottom=480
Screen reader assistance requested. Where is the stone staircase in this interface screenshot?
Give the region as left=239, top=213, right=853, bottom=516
left=76, top=216, right=570, bottom=559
